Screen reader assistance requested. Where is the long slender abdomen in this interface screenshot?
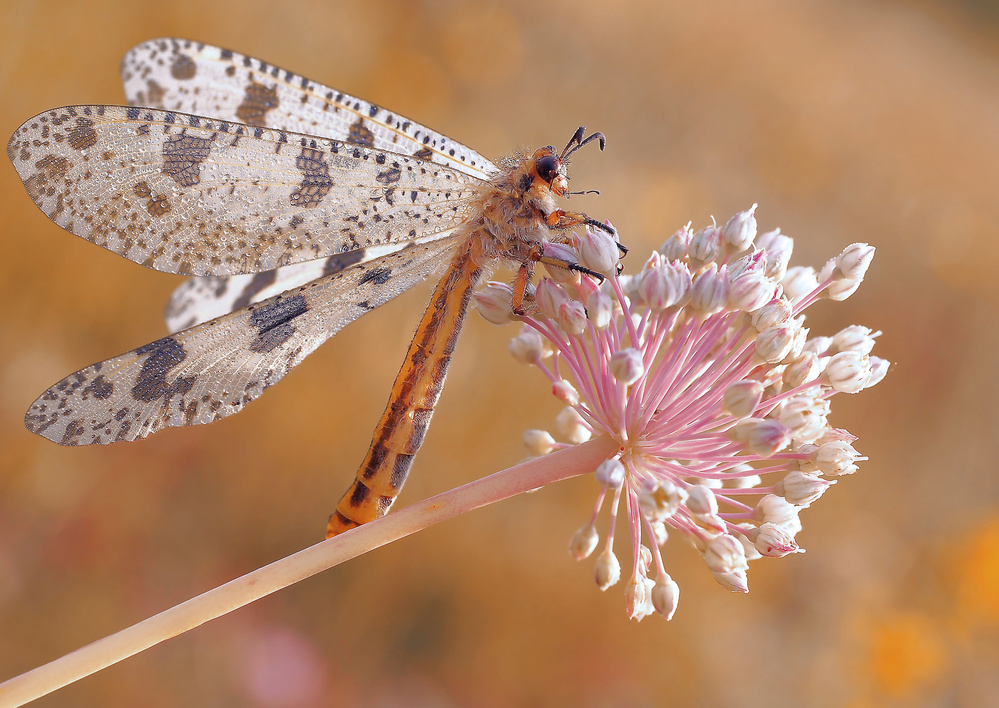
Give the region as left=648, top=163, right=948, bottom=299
left=327, top=242, right=483, bottom=537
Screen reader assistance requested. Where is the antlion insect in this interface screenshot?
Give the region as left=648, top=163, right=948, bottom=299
left=8, top=39, right=620, bottom=537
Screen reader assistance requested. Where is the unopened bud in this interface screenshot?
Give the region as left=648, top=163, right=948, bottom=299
left=752, top=522, right=800, bottom=557
left=578, top=227, right=621, bottom=275
left=523, top=429, right=555, bottom=456
left=836, top=243, right=875, bottom=280
left=689, top=224, right=722, bottom=266
left=690, top=263, right=729, bottom=314
left=595, top=548, right=621, bottom=590
left=778, top=470, right=834, bottom=506
left=508, top=327, right=545, bottom=364
left=585, top=289, right=614, bottom=329
left=473, top=281, right=515, bottom=324
left=595, top=458, right=625, bottom=488
left=723, top=380, right=764, bottom=418
left=722, top=204, right=758, bottom=251
left=652, top=573, right=680, bottom=620
left=555, top=406, right=591, bottom=444
left=825, top=351, right=872, bottom=393
left=782, top=266, right=819, bottom=302
left=570, top=523, right=599, bottom=560
left=610, top=347, right=644, bottom=385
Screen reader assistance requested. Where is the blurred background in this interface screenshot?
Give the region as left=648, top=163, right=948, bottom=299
left=1, top=0, right=997, bottom=706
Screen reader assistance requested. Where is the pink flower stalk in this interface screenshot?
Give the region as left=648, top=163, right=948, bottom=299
left=474, top=206, right=887, bottom=621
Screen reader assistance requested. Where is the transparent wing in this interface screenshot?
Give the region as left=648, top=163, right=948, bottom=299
left=122, top=38, right=498, bottom=180
left=8, top=105, right=482, bottom=276
left=25, top=235, right=462, bottom=445
left=164, top=242, right=420, bottom=332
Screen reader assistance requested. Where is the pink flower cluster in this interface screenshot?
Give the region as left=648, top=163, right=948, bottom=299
left=473, top=206, right=887, bottom=620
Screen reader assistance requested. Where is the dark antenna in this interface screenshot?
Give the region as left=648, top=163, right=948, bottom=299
left=560, top=126, right=606, bottom=161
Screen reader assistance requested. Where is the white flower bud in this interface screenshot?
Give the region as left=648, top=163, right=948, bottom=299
left=578, top=227, right=621, bottom=275
left=535, top=279, right=569, bottom=320
left=558, top=300, right=588, bottom=335
left=722, top=204, right=758, bottom=251
left=836, top=243, right=875, bottom=280
left=595, top=548, right=621, bottom=590
left=831, top=325, right=878, bottom=355
left=508, top=327, right=545, bottom=364
left=751, top=298, right=792, bottom=331
left=866, top=356, right=889, bottom=388
left=686, top=485, right=718, bottom=515
left=690, top=263, right=729, bottom=314
left=625, top=572, right=656, bottom=621
left=585, top=289, right=614, bottom=330
left=803, top=335, right=833, bottom=357
left=473, top=281, right=515, bottom=325
left=555, top=406, right=591, bottom=444
left=552, top=379, right=580, bottom=405
left=689, top=224, right=722, bottom=265
left=638, top=478, right=687, bottom=521
left=754, top=494, right=800, bottom=528
left=778, top=470, right=835, bottom=506
left=825, top=277, right=862, bottom=301
left=783, top=352, right=821, bottom=388
left=752, top=522, right=800, bottom=557
left=693, top=512, right=727, bottom=535
left=782, top=266, right=819, bottom=302
left=543, top=241, right=583, bottom=283
left=738, top=418, right=792, bottom=456
left=650, top=521, right=669, bottom=546
left=825, top=351, right=872, bottom=393
left=705, top=534, right=750, bottom=576
left=712, top=570, right=750, bottom=593
left=652, top=573, right=680, bottom=620
left=659, top=223, right=692, bottom=261
left=756, top=324, right=796, bottom=363
left=723, top=380, right=764, bottom=418
left=569, top=523, right=599, bottom=560
left=729, top=271, right=777, bottom=312
left=779, top=395, right=829, bottom=443
left=523, top=429, right=555, bottom=456
left=595, top=457, right=625, bottom=488
left=812, top=440, right=861, bottom=476
left=610, top=348, right=644, bottom=385
left=756, top=228, right=794, bottom=280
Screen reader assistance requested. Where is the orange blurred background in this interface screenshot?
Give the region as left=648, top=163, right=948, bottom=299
left=1, top=1, right=997, bottom=706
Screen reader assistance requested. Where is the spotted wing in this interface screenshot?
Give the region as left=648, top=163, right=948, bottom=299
left=8, top=105, right=482, bottom=276
left=164, top=243, right=412, bottom=332
left=122, top=38, right=498, bottom=180
left=25, top=235, right=461, bottom=445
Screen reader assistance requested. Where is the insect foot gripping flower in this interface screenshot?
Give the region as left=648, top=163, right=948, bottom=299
left=474, top=210, right=888, bottom=621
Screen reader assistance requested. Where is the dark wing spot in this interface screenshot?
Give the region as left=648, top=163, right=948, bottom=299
left=358, top=266, right=391, bottom=286
left=375, top=167, right=402, bottom=185
left=67, top=117, right=98, bottom=151
left=131, top=337, right=196, bottom=403
left=289, top=147, right=333, bottom=208
left=170, top=54, right=197, bottom=80
left=322, top=249, right=366, bottom=275
left=23, top=154, right=71, bottom=203
left=413, top=147, right=433, bottom=161
left=84, top=374, right=114, bottom=400
left=232, top=270, right=278, bottom=310
left=248, top=295, right=309, bottom=353
left=145, top=80, right=166, bottom=106
left=347, top=119, right=374, bottom=148
left=235, top=81, right=280, bottom=126
left=162, top=133, right=213, bottom=187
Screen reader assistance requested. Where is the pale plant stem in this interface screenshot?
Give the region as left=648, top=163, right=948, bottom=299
left=0, top=437, right=617, bottom=708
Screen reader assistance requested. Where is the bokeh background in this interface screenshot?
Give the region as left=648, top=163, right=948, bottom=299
left=1, top=0, right=997, bottom=706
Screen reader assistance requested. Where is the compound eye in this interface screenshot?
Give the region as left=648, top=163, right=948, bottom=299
left=536, top=154, right=560, bottom=183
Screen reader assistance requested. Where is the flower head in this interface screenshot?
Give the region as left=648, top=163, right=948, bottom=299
left=476, top=208, right=887, bottom=621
